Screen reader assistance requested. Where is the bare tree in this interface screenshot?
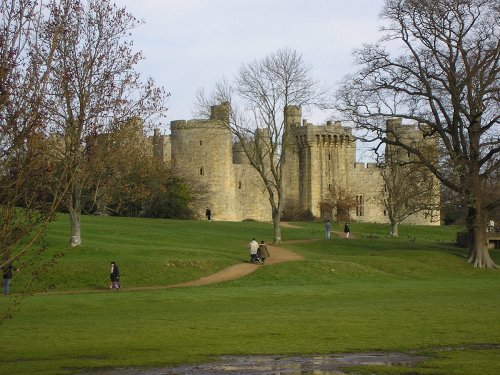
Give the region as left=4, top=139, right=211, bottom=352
left=336, top=0, right=499, bottom=268
left=45, top=0, right=168, bottom=246
left=195, top=48, right=325, bottom=243
left=319, top=183, right=358, bottom=223
left=378, top=130, right=440, bottom=237
left=0, top=0, right=73, bottom=319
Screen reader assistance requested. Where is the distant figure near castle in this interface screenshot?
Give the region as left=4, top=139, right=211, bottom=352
left=206, top=208, right=212, bottom=221
left=148, top=102, right=440, bottom=225
left=344, top=223, right=350, bottom=238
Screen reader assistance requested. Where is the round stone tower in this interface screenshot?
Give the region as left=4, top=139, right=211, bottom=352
left=170, top=103, right=236, bottom=220
left=282, top=105, right=302, bottom=215
left=285, top=105, right=302, bottom=129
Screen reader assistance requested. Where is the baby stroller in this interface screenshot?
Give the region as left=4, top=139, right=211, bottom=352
left=250, top=253, right=263, bottom=264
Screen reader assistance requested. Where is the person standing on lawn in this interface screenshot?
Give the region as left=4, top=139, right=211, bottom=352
left=110, top=261, right=121, bottom=289
left=257, top=240, right=270, bottom=264
left=2, top=262, right=19, bottom=295
left=325, top=220, right=331, bottom=240
left=248, top=238, right=259, bottom=263
left=344, top=222, right=351, bottom=238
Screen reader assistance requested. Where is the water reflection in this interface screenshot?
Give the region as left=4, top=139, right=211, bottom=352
left=94, top=352, right=426, bottom=374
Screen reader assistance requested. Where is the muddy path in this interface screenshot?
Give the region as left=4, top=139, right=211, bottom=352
left=128, top=241, right=305, bottom=290
left=36, top=240, right=306, bottom=296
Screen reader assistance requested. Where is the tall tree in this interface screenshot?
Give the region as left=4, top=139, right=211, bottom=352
left=378, top=123, right=440, bottom=237
left=83, top=120, right=207, bottom=219
left=83, top=118, right=154, bottom=216
left=0, top=0, right=71, bottom=316
left=45, top=0, right=168, bottom=246
left=195, top=48, right=325, bottom=243
left=336, top=0, right=499, bottom=268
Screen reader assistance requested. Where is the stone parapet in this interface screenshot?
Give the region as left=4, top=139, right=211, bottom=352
left=142, top=103, right=439, bottom=225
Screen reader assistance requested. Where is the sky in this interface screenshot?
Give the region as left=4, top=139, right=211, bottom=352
left=113, top=0, right=386, bottom=134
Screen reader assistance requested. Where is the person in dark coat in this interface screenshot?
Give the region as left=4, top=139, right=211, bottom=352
left=110, top=261, right=121, bottom=289
left=2, top=263, right=19, bottom=295
left=257, top=240, right=270, bottom=264
left=206, top=208, right=212, bottom=221
left=344, top=222, right=350, bottom=238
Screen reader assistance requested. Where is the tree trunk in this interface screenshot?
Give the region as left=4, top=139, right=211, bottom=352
left=390, top=221, right=399, bottom=237
left=272, top=208, right=282, bottom=244
left=466, top=206, right=497, bottom=269
left=68, top=184, right=82, bottom=247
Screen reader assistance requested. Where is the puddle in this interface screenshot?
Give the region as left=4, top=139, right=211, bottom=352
left=81, top=352, right=427, bottom=374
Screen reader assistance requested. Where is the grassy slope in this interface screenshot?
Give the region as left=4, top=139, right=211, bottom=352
left=0, top=215, right=499, bottom=374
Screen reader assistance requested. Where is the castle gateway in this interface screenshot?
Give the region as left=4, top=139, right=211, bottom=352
left=150, top=103, right=440, bottom=225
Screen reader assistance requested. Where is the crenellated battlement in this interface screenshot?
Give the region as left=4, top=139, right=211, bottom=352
left=170, top=118, right=228, bottom=130
left=146, top=103, right=439, bottom=224
left=292, top=120, right=354, bottom=148
left=353, top=162, right=378, bottom=169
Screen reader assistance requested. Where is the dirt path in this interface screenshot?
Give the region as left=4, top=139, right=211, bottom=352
left=144, top=242, right=304, bottom=289
left=35, top=242, right=305, bottom=295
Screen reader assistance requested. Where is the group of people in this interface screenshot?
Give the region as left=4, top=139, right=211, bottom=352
left=3, top=260, right=120, bottom=295
left=4, top=219, right=354, bottom=296
left=325, top=220, right=351, bottom=240
left=248, top=238, right=270, bottom=264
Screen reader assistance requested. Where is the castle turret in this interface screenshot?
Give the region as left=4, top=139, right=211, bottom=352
left=285, top=105, right=301, bottom=129
left=152, top=103, right=438, bottom=225
left=170, top=105, right=236, bottom=220
left=151, top=128, right=171, bottom=163
left=282, top=106, right=302, bottom=215
left=232, top=141, right=250, bottom=164
left=210, top=101, right=230, bottom=122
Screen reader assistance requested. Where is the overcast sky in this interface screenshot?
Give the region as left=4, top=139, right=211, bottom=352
left=113, top=0, right=386, bottom=132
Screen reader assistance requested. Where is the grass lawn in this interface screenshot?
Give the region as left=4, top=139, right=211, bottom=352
left=1, top=215, right=499, bottom=374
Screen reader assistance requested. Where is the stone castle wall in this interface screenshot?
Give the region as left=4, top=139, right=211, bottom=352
left=152, top=128, right=171, bottom=163
left=350, top=162, right=385, bottom=222
left=293, top=121, right=356, bottom=217
left=170, top=117, right=238, bottom=221
left=148, top=104, right=439, bottom=225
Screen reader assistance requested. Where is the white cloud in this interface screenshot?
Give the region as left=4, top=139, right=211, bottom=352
left=114, top=0, right=385, bottom=128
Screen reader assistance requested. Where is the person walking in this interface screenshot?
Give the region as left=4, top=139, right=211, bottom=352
left=325, top=220, right=331, bottom=240
left=248, top=238, right=259, bottom=263
left=344, top=222, right=350, bottom=238
left=488, top=219, right=495, bottom=233
left=257, top=240, right=270, bottom=264
left=110, top=261, right=121, bottom=290
left=2, top=262, right=19, bottom=295
left=206, top=208, right=212, bottom=221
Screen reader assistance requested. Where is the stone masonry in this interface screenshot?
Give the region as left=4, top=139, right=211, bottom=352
left=150, top=103, right=440, bottom=224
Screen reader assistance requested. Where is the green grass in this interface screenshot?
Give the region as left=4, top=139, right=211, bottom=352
left=1, top=215, right=499, bottom=374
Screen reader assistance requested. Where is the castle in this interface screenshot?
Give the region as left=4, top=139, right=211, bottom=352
left=150, top=102, right=440, bottom=224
